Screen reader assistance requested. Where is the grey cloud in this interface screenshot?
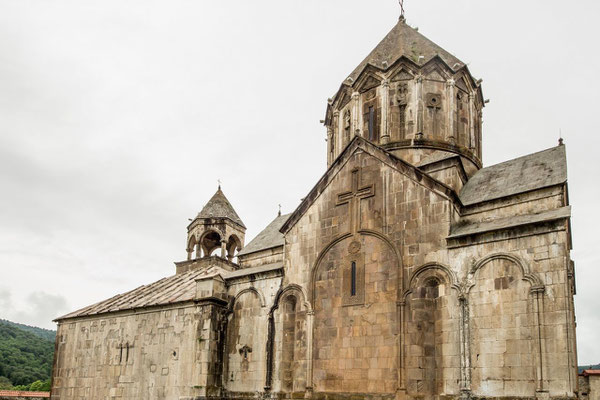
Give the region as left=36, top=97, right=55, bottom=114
left=25, top=292, right=69, bottom=327
left=0, top=289, right=68, bottom=329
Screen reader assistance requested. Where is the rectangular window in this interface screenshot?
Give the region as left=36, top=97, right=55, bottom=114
left=368, top=106, right=375, bottom=141
left=351, top=261, right=357, bottom=297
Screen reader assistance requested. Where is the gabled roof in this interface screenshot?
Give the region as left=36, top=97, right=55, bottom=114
left=197, top=187, right=246, bottom=228
left=237, top=213, right=290, bottom=257
left=347, top=18, right=464, bottom=83
left=459, top=145, right=567, bottom=206
left=280, top=136, right=459, bottom=234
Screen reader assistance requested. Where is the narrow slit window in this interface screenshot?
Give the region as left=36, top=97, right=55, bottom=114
left=119, top=343, right=123, bottom=363
left=368, top=106, right=375, bottom=141
left=126, top=342, right=130, bottom=362
left=351, top=261, right=357, bottom=297
left=399, top=104, right=406, bottom=138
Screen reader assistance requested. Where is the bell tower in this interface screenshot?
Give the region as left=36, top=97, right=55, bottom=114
left=185, top=186, right=246, bottom=263
left=324, top=17, right=485, bottom=175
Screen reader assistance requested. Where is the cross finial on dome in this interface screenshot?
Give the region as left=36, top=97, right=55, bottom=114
left=398, top=0, right=406, bottom=21
left=218, top=179, right=221, bottom=190
left=558, top=129, right=564, bottom=146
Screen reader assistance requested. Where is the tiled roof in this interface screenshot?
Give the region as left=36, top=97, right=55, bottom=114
left=56, top=262, right=284, bottom=321
left=582, top=369, right=600, bottom=376
left=0, top=391, right=49, bottom=398
left=197, top=188, right=245, bottom=228
left=237, top=213, right=290, bottom=256
left=55, top=266, right=227, bottom=321
left=459, top=146, right=567, bottom=206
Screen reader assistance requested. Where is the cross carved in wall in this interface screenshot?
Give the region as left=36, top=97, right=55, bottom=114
left=335, top=168, right=375, bottom=234
left=238, top=345, right=252, bottom=359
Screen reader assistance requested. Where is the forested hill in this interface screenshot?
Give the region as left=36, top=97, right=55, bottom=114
left=0, top=319, right=55, bottom=342
left=0, top=320, right=55, bottom=387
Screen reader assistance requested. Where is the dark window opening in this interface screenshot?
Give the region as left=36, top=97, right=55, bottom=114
left=424, top=278, right=440, bottom=299
left=351, top=261, right=357, bottom=297
left=399, top=104, right=406, bottom=138
left=330, top=134, right=335, bottom=155
left=126, top=342, right=129, bottom=362
left=119, top=343, right=123, bottom=363
left=368, top=106, right=375, bottom=141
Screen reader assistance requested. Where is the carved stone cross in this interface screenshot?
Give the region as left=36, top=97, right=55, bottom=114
left=336, top=168, right=375, bottom=234
left=239, top=345, right=252, bottom=359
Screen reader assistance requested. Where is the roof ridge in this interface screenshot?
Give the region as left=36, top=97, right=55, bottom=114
left=481, top=145, right=564, bottom=169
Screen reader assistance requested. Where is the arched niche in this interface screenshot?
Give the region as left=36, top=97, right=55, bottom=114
left=309, top=232, right=400, bottom=394
left=403, top=263, right=461, bottom=397
left=467, top=254, right=541, bottom=397
left=224, top=288, right=265, bottom=392
left=270, top=286, right=309, bottom=393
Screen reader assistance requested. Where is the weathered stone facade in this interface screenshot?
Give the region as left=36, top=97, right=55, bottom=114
left=51, top=16, right=578, bottom=400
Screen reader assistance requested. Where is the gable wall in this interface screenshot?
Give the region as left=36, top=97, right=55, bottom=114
left=282, top=149, right=455, bottom=395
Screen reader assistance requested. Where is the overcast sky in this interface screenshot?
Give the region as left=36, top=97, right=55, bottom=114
left=0, top=0, right=598, bottom=364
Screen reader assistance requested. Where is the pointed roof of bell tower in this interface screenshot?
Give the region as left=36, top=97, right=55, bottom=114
left=197, top=187, right=246, bottom=228
left=347, top=17, right=465, bottom=82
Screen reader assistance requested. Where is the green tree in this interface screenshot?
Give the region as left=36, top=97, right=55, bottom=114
left=0, top=321, right=54, bottom=387
left=0, top=376, right=13, bottom=390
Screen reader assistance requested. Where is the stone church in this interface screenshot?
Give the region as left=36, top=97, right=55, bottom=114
left=51, top=16, right=578, bottom=400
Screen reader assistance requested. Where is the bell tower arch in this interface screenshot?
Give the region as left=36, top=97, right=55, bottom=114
left=185, top=186, right=246, bottom=262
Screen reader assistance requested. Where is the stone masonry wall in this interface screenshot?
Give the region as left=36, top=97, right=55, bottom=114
left=283, top=149, right=455, bottom=397
left=51, top=302, right=224, bottom=400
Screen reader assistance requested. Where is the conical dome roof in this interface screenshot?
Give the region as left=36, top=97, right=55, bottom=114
left=197, top=188, right=246, bottom=228
left=347, top=18, right=465, bottom=82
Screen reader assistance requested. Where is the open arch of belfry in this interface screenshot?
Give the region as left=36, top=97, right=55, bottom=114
left=51, top=13, right=577, bottom=400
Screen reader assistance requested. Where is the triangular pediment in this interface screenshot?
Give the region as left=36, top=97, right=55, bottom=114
left=424, top=66, right=447, bottom=82
left=280, top=137, right=460, bottom=234
left=336, top=90, right=352, bottom=110
left=357, top=72, right=382, bottom=93
left=391, top=67, right=414, bottom=82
